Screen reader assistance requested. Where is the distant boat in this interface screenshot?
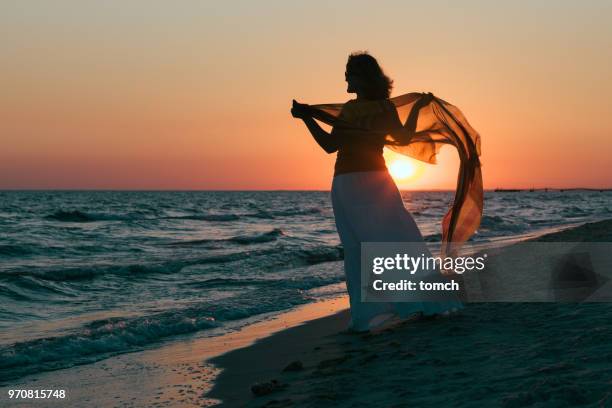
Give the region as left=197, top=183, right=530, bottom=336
left=492, top=187, right=610, bottom=193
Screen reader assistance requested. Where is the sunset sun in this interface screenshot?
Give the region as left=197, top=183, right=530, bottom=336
left=388, top=159, right=416, bottom=180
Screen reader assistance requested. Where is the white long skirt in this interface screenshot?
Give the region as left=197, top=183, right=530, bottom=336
left=331, top=170, right=463, bottom=331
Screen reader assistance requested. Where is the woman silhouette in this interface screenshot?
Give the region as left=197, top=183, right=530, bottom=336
left=291, top=52, right=462, bottom=332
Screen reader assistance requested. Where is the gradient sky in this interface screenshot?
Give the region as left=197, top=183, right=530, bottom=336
left=1, top=0, right=611, bottom=190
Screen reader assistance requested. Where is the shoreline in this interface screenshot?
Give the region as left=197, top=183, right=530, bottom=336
left=0, top=297, right=350, bottom=407
left=2, top=218, right=612, bottom=407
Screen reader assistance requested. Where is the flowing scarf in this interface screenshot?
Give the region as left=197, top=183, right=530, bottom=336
left=306, top=92, right=483, bottom=257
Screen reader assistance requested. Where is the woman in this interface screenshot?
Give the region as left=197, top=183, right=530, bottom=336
left=291, top=52, right=463, bottom=332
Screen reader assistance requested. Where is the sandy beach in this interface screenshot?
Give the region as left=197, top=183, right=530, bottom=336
left=206, top=219, right=612, bottom=407
left=2, top=218, right=612, bottom=407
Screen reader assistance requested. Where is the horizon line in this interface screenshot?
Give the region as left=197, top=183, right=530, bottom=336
left=1, top=187, right=612, bottom=192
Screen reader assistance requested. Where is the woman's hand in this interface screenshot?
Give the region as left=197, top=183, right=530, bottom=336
left=292, top=99, right=337, bottom=153
left=291, top=99, right=310, bottom=119
left=405, top=93, right=435, bottom=133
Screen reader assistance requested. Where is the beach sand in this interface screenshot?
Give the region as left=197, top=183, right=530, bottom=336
left=3, top=220, right=612, bottom=407
left=207, top=219, right=612, bottom=407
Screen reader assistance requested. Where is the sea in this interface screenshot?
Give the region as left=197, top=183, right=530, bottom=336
left=1, top=189, right=611, bottom=383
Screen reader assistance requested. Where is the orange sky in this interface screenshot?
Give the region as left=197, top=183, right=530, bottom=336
left=1, top=1, right=611, bottom=190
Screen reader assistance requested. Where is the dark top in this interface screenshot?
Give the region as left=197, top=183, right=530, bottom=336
left=334, top=135, right=387, bottom=175
left=331, top=98, right=401, bottom=176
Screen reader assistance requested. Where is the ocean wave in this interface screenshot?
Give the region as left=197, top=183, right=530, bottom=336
left=0, top=283, right=32, bottom=301
left=168, top=214, right=240, bottom=221
left=2, top=259, right=197, bottom=282
left=247, top=207, right=322, bottom=219
left=0, top=310, right=219, bottom=383
left=424, top=233, right=442, bottom=242
left=0, top=285, right=326, bottom=383
left=479, top=215, right=527, bottom=233
left=0, top=244, right=35, bottom=257
left=560, top=206, right=588, bottom=217
left=169, top=228, right=283, bottom=246
left=46, top=210, right=242, bottom=223
left=2, top=244, right=343, bottom=283
left=184, top=277, right=275, bottom=288
left=0, top=243, right=69, bottom=258
left=45, top=210, right=136, bottom=223
left=185, top=274, right=343, bottom=290
left=230, top=228, right=284, bottom=244
left=298, top=245, right=344, bottom=264
left=166, top=209, right=320, bottom=222
left=44, top=207, right=322, bottom=224
left=529, top=219, right=560, bottom=226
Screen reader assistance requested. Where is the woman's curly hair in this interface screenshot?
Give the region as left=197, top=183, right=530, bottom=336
left=346, top=51, right=393, bottom=99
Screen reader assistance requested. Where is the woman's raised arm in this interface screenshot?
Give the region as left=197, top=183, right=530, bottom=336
left=292, top=100, right=338, bottom=154
left=302, top=116, right=338, bottom=154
